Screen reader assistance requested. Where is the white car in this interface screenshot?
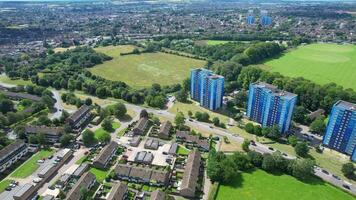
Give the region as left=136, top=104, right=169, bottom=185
left=33, top=178, right=42, bottom=183
left=37, top=160, right=44, bottom=164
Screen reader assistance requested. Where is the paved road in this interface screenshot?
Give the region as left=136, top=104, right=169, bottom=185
left=49, top=89, right=64, bottom=120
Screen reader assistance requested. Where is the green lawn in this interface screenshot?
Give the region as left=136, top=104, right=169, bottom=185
left=177, top=145, right=190, bottom=155
left=90, top=45, right=206, bottom=88
left=89, top=167, right=110, bottom=182
left=206, top=40, right=231, bottom=45
left=262, top=43, right=356, bottom=90
left=112, top=122, right=120, bottom=129
left=0, top=179, right=12, bottom=193
left=0, top=74, right=33, bottom=86
left=11, top=149, right=54, bottom=178
left=75, top=155, right=88, bottom=164
left=216, top=169, right=355, bottom=200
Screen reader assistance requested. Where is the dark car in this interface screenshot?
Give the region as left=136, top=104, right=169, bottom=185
left=250, top=140, right=256, bottom=146
left=332, top=174, right=341, bottom=180
left=282, top=153, right=288, bottom=156
left=48, top=155, right=53, bottom=159
left=321, top=169, right=329, bottom=175
left=268, top=147, right=274, bottom=151
left=5, top=186, right=12, bottom=191
left=342, top=184, right=351, bottom=190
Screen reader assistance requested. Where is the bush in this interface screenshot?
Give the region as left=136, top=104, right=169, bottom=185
left=294, top=142, right=309, bottom=157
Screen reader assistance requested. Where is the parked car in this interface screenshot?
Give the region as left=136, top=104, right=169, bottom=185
left=282, top=153, right=288, bottom=156
left=321, top=169, right=329, bottom=175
left=48, top=155, right=53, bottom=159
left=332, top=174, right=341, bottom=180
left=343, top=184, right=351, bottom=190
left=5, top=186, right=12, bottom=191
left=37, top=160, right=44, bottom=164
left=268, top=147, right=274, bottom=151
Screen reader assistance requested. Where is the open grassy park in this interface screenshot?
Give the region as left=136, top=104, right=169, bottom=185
left=90, top=45, right=206, bottom=88
left=216, top=169, right=355, bottom=200
left=10, top=149, right=54, bottom=178
left=262, top=43, right=356, bottom=91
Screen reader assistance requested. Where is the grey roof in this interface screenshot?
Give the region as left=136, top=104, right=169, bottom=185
left=168, top=143, right=178, bottom=155
left=65, top=172, right=96, bottom=200
left=159, top=121, right=172, bottom=137
left=73, top=163, right=89, bottom=177
left=252, top=82, right=297, bottom=100
left=145, top=138, right=159, bottom=150
left=68, top=105, right=91, bottom=122
left=130, top=136, right=141, bottom=147
left=93, top=141, right=118, bottom=167
left=43, top=195, right=54, bottom=200
left=59, top=174, right=71, bottom=183
left=176, top=131, right=210, bottom=151
left=335, top=100, right=356, bottom=111
left=180, top=150, right=201, bottom=194
left=38, top=163, right=56, bottom=177
left=150, top=189, right=166, bottom=200
left=0, top=90, right=41, bottom=102
left=114, top=164, right=170, bottom=185
left=134, top=117, right=148, bottom=132
left=107, top=182, right=128, bottom=200
left=25, top=125, right=64, bottom=136
left=13, top=183, right=34, bottom=199
left=135, top=151, right=154, bottom=163
left=0, top=140, right=27, bottom=163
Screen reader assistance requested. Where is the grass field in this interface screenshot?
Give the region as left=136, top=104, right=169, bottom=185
left=90, top=45, right=206, bottom=88
left=89, top=167, right=110, bottom=182
left=0, top=74, right=33, bottom=86
left=263, top=43, right=356, bottom=90
left=177, top=145, right=190, bottom=155
left=216, top=169, right=355, bottom=200
left=11, top=149, right=54, bottom=178
left=0, top=179, right=12, bottom=193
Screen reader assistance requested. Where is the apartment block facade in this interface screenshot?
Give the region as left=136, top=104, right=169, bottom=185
left=190, top=68, right=224, bottom=110
left=247, top=82, right=297, bottom=134
left=322, top=100, right=356, bottom=161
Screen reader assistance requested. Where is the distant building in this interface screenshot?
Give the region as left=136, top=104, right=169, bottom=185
left=246, top=82, right=297, bottom=134
left=66, top=105, right=91, bottom=130
left=0, top=140, right=28, bottom=172
left=25, top=125, right=64, bottom=143
left=322, top=101, right=356, bottom=161
left=65, top=172, right=96, bottom=200
left=93, top=141, right=118, bottom=169
left=190, top=68, right=224, bottom=110
left=179, top=150, right=201, bottom=198
left=260, top=10, right=272, bottom=26
left=246, top=9, right=255, bottom=25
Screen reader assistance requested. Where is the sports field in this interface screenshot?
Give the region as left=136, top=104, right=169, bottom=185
left=216, top=169, right=355, bottom=200
left=263, top=43, right=356, bottom=91
left=90, top=45, right=206, bottom=88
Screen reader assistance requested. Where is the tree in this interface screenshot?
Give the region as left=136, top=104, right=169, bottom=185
left=114, top=103, right=127, bottom=119
left=29, top=135, right=39, bottom=144
left=245, top=123, right=254, bottom=134
left=288, top=135, right=298, bottom=147
left=175, top=112, right=185, bottom=129
left=176, top=89, right=188, bottom=103
left=342, top=163, right=355, bottom=178
left=267, top=125, right=281, bottom=140
left=97, top=132, right=111, bottom=144
left=82, top=129, right=96, bottom=146
left=242, top=139, right=250, bottom=152
left=80, top=187, right=89, bottom=199
left=14, top=125, right=26, bottom=139
left=247, top=151, right=263, bottom=167
left=294, top=142, right=309, bottom=157
left=60, top=134, right=74, bottom=146
left=253, top=125, right=262, bottom=136
left=101, top=118, right=113, bottom=132
left=310, top=117, right=326, bottom=135
left=293, top=106, right=307, bottom=124
left=232, top=152, right=252, bottom=171
left=37, top=133, right=46, bottom=145
left=288, top=158, right=315, bottom=180
left=0, top=99, right=14, bottom=113
left=212, top=117, right=220, bottom=126
left=85, top=98, right=92, bottom=106
left=262, top=154, right=275, bottom=172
